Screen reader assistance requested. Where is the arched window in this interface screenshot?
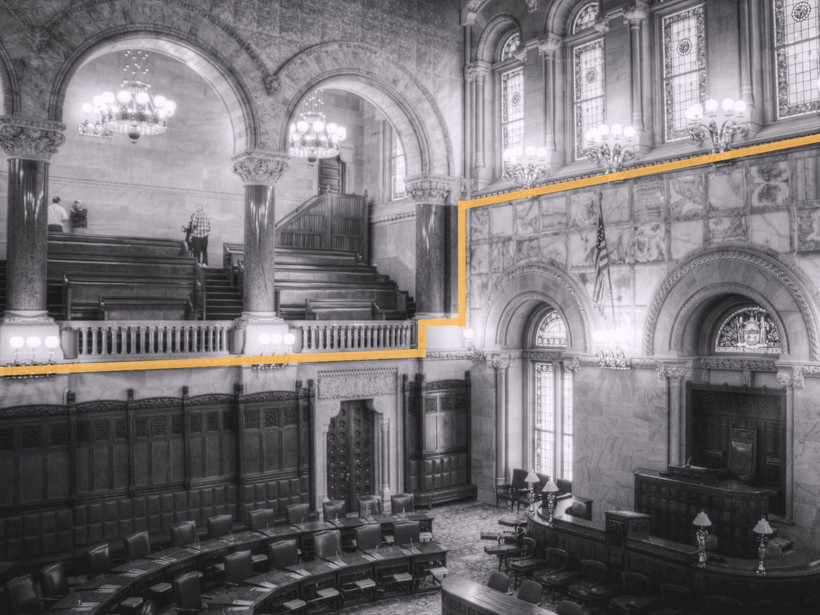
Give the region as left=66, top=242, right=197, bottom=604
left=499, top=32, right=524, bottom=157
left=573, top=38, right=605, bottom=158
left=391, top=130, right=407, bottom=200
left=774, top=0, right=820, bottom=118
left=662, top=4, right=707, bottom=140
left=573, top=2, right=600, bottom=34
left=532, top=311, right=572, bottom=480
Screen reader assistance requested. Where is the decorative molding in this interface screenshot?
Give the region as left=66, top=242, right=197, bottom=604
left=657, top=361, right=692, bottom=381
left=623, top=1, right=650, bottom=24
left=564, top=356, right=582, bottom=374
left=244, top=390, right=299, bottom=403
left=525, top=0, right=538, bottom=12
left=185, top=394, right=235, bottom=407
left=643, top=249, right=820, bottom=361
left=317, top=368, right=398, bottom=400
left=464, top=61, right=491, bottom=83
left=371, top=210, right=415, bottom=225
left=522, top=349, right=564, bottom=361
left=263, top=73, right=280, bottom=95
left=593, top=15, right=611, bottom=33
left=425, top=349, right=476, bottom=360
left=513, top=46, right=529, bottom=63
left=405, top=174, right=460, bottom=205
left=423, top=379, right=469, bottom=391
left=537, top=34, right=563, bottom=57
left=232, top=150, right=289, bottom=185
left=0, top=405, right=68, bottom=419
left=132, top=397, right=183, bottom=410
left=694, top=357, right=777, bottom=372
left=75, top=400, right=128, bottom=414
left=0, top=117, right=65, bottom=161
left=459, top=177, right=476, bottom=199
left=490, top=353, right=512, bottom=370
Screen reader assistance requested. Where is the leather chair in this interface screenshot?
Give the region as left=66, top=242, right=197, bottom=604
left=533, top=547, right=577, bottom=605
left=314, top=529, right=343, bottom=560
left=268, top=538, right=300, bottom=569
left=517, top=579, right=543, bottom=605
left=85, top=543, right=111, bottom=577
left=393, top=520, right=421, bottom=547
left=5, top=574, right=41, bottom=614
left=247, top=508, right=275, bottom=531
left=37, top=562, right=69, bottom=603
left=496, top=468, right=529, bottom=510
left=487, top=571, right=510, bottom=593
left=391, top=493, right=415, bottom=514
left=323, top=499, right=346, bottom=521
left=609, top=572, right=654, bottom=614
left=650, top=584, right=692, bottom=615
left=354, top=523, right=383, bottom=551
left=224, top=550, right=253, bottom=586
left=728, top=426, right=757, bottom=483
left=567, top=560, right=609, bottom=604
left=704, top=595, right=744, bottom=614
left=556, top=600, right=584, bottom=615
left=170, top=520, right=197, bottom=547
left=286, top=502, right=310, bottom=525
left=173, top=571, right=207, bottom=614
left=124, top=530, right=152, bottom=561
left=358, top=494, right=383, bottom=517
left=207, top=513, right=233, bottom=539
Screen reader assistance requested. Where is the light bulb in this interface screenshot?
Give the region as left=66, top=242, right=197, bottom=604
left=259, top=333, right=271, bottom=346
left=585, top=128, right=600, bottom=143
left=525, top=145, right=536, bottom=157
left=26, top=336, right=42, bottom=350
left=271, top=333, right=283, bottom=345
left=92, top=95, right=103, bottom=107
left=337, top=127, right=346, bottom=141
left=44, top=336, right=60, bottom=350
left=733, top=100, right=747, bottom=115
left=9, top=336, right=24, bottom=350
left=722, top=97, right=735, bottom=112
left=102, top=91, right=115, bottom=104
left=327, top=122, right=338, bottom=134
left=164, top=100, right=176, bottom=116
left=704, top=98, right=719, bottom=114
left=297, top=120, right=309, bottom=132
left=611, top=124, right=623, bottom=136
left=283, top=333, right=296, bottom=346
left=536, top=147, right=547, bottom=158
left=598, top=124, right=610, bottom=136
left=463, top=328, right=475, bottom=340
left=116, top=90, right=132, bottom=104
left=502, top=148, right=514, bottom=161
left=623, top=126, right=636, bottom=139
left=290, top=123, right=296, bottom=133
left=312, top=120, right=325, bottom=132
left=513, top=146, right=523, bottom=159
left=82, top=102, right=93, bottom=113
left=134, top=90, right=150, bottom=105
left=153, top=95, right=166, bottom=108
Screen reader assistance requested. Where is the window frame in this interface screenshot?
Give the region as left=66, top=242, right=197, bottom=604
left=390, top=128, right=407, bottom=201
left=494, top=30, right=525, bottom=174
left=571, top=37, right=606, bottom=160
left=773, top=0, right=820, bottom=119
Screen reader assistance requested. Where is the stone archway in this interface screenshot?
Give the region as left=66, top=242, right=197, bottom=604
left=0, top=40, right=19, bottom=116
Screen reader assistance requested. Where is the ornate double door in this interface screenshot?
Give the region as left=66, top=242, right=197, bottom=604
left=326, top=400, right=376, bottom=513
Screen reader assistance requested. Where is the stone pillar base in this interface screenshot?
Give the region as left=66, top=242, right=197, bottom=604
left=0, top=318, right=63, bottom=364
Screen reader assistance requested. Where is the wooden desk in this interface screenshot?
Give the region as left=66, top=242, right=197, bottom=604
left=441, top=574, right=555, bottom=615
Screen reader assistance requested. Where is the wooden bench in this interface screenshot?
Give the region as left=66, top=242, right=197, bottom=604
left=99, top=297, right=194, bottom=320
left=305, top=299, right=381, bottom=320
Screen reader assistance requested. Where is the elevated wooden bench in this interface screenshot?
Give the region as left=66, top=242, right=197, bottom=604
left=99, top=297, right=193, bottom=320
left=305, top=299, right=381, bottom=320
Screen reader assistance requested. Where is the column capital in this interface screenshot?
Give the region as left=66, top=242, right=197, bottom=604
left=593, top=15, right=611, bottom=34
left=537, top=33, right=563, bottom=57
left=657, top=360, right=692, bottom=381
left=623, top=1, right=650, bottom=24
left=464, top=61, right=491, bottom=83
left=490, top=353, right=512, bottom=370
left=524, top=0, right=538, bottom=13
left=231, top=149, right=289, bottom=185
left=405, top=174, right=460, bottom=205
left=0, top=116, right=65, bottom=161
left=513, top=45, right=529, bottom=63
left=461, top=8, right=477, bottom=26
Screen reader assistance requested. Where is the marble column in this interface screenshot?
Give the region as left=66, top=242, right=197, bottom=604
left=461, top=9, right=477, bottom=178
left=406, top=175, right=459, bottom=318
left=493, top=354, right=511, bottom=487
left=465, top=62, right=490, bottom=173
left=623, top=2, right=649, bottom=132
left=0, top=117, right=65, bottom=362
left=231, top=150, right=289, bottom=354
left=658, top=362, right=691, bottom=467
left=537, top=34, right=563, bottom=160
left=776, top=365, right=800, bottom=521
left=380, top=417, right=391, bottom=509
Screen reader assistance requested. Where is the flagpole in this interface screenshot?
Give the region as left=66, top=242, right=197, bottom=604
left=598, top=193, right=616, bottom=322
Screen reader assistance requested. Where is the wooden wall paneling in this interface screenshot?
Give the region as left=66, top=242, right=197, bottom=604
left=402, top=374, right=422, bottom=494
left=182, top=386, right=191, bottom=489
left=235, top=383, right=246, bottom=483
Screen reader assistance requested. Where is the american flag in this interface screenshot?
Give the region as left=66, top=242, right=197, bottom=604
left=592, top=196, right=611, bottom=317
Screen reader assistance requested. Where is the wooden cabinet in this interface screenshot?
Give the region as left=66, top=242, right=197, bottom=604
left=402, top=373, right=476, bottom=504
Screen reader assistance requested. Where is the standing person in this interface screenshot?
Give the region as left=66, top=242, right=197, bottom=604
left=188, top=204, right=211, bottom=266
left=48, top=196, right=69, bottom=233
left=70, top=200, right=88, bottom=234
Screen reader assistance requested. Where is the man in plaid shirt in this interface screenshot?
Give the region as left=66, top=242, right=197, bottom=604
left=188, top=204, right=211, bottom=266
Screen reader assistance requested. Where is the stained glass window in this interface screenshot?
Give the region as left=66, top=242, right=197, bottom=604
left=662, top=5, right=707, bottom=140
left=501, top=67, right=524, bottom=153
left=534, top=362, right=573, bottom=480
left=573, top=2, right=599, bottom=34
left=714, top=306, right=783, bottom=355
left=391, top=130, right=406, bottom=200
left=774, top=0, right=820, bottom=117
left=562, top=369, right=573, bottom=481
left=500, top=32, right=521, bottom=62
left=574, top=39, right=605, bottom=159
left=535, top=312, right=568, bottom=347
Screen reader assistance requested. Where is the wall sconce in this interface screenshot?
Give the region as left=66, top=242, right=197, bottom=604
left=753, top=516, right=774, bottom=576
left=542, top=478, right=559, bottom=524
left=692, top=510, right=712, bottom=567
left=583, top=124, right=637, bottom=173
left=254, top=331, right=296, bottom=370
left=5, top=335, right=61, bottom=379
left=524, top=470, right=539, bottom=515
left=462, top=328, right=486, bottom=363
left=502, top=146, right=550, bottom=189
left=685, top=97, right=748, bottom=154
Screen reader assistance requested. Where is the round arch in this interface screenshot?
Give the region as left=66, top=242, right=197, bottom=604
left=475, top=14, right=522, bottom=63
left=272, top=42, right=454, bottom=178
left=482, top=263, right=592, bottom=352
left=544, top=0, right=593, bottom=37
left=643, top=246, right=820, bottom=361
left=17, top=0, right=266, bottom=152
left=0, top=39, right=19, bottom=115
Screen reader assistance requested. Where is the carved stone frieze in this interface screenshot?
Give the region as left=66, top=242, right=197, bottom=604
left=631, top=358, right=659, bottom=370
left=522, top=349, right=563, bottom=361
left=525, top=0, right=538, bottom=12
left=537, top=34, right=562, bottom=57
left=464, top=61, right=490, bottom=83
left=76, top=400, right=128, bottom=414
left=232, top=150, right=289, bottom=185
left=185, top=394, right=234, bottom=407
left=0, top=405, right=68, bottom=418
left=263, top=73, right=280, bottom=95
left=405, top=174, right=459, bottom=205
left=423, top=379, right=469, bottom=391
left=317, top=368, right=397, bottom=400
left=425, top=349, right=476, bottom=360
left=694, top=357, right=777, bottom=372
left=564, top=357, right=582, bottom=373
left=244, top=390, right=299, bottom=403
left=657, top=361, right=692, bottom=381
left=131, top=397, right=183, bottom=410
left=776, top=366, right=805, bottom=388
left=0, top=117, right=65, bottom=161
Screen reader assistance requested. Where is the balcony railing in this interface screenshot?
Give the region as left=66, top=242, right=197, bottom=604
left=292, top=320, right=416, bottom=353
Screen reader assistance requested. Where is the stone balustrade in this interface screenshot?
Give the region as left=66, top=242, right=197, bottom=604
left=295, top=320, right=416, bottom=352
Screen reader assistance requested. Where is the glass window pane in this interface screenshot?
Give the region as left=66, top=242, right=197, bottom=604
left=775, top=0, right=820, bottom=117
left=573, top=3, right=600, bottom=34
left=501, top=67, right=524, bottom=152
left=662, top=5, right=706, bottom=140
left=500, top=32, right=521, bottom=62
left=391, top=131, right=406, bottom=200
left=534, top=363, right=555, bottom=476
left=574, top=40, right=605, bottom=159
left=535, top=312, right=568, bottom=347
left=562, top=368, right=574, bottom=481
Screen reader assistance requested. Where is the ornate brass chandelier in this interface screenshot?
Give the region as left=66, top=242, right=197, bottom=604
left=79, top=50, right=177, bottom=143
left=288, top=89, right=347, bottom=164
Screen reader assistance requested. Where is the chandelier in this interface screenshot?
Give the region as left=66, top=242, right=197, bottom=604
left=288, top=89, right=347, bottom=163
left=685, top=97, right=748, bottom=154
left=79, top=50, right=177, bottom=143
left=502, top=146, right=550, bottom=189
left=583, top=124, right=637, bottom=173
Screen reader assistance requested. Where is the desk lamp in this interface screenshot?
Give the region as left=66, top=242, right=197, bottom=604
left=542, top=479, right=560, bottom=524
left=524, top=470, right=539, bottom=515
left=753, top=516, right=774, bottom=576
left=692, top=510, right=712, bottom=567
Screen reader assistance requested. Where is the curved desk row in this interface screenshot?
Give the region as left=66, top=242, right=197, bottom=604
left=527, top=501, right=820, bottom=606
left=441, top=575, right=555, bottom=615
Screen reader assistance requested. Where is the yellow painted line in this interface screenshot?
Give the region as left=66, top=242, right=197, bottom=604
left=2, top=134, right=816, bottom=377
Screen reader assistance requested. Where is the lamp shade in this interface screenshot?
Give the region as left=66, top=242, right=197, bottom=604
left=693, top=511, right=712, bottom=528
left=753, top=516, right=774, bottom=535
left=542, top=479, right=560, bottom=493
left=524, top=470, right=539, bottom=484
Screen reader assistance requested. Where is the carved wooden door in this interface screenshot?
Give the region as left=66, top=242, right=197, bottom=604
left=326, top=400, right=375, bottom=513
